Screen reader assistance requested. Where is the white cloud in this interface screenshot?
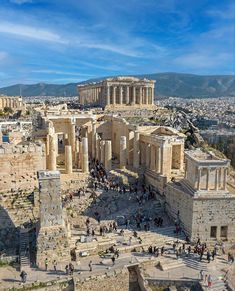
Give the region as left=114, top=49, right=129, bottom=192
left=32, top=69, right=95, bottom=77
left=173, top=52, right=231, bottom=69
left=0, top=21, right=67, bottom=44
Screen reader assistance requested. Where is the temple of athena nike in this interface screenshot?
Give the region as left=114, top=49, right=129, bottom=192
left=77, top=76, right=155, bottom=109
left=0, top=78, right=235, bottom=290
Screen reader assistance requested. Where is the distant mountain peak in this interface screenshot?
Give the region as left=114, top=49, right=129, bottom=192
left=0, top=73, right=234, bottom=98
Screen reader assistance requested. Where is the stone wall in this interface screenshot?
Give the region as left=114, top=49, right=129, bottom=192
left=192, top=196, right=235, bottom=242
left=0, top=142, right=46, bottom=192
left=165, top=183, right=194, bottom=235
left=165, top=182, right=235, bottom=242
left=75, top=268, right=130, bottom=291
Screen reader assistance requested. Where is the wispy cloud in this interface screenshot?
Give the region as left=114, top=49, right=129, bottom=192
left=0, top=21, right=67, bottom=44
left=9, top=0, right=32, bottom=4
left=32, top=69, right=95, bottom=77
left=207, top=2, right=235, bottom=20
left=173, top=52, right=231, bottom=69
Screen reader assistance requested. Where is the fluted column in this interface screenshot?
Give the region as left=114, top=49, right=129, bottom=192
left=133, top=131, right=140, bottom=169
left=69, top=122, right=76, bottom=160
left=119, top=86, right=123, bottom=105
left=65, top=145, right=73, bottom=174
left=150, top=145, right=156, bottom=171
left=113, top=86, right=116, bottom=105
left=82, top=137, right=89, bottom=173
left=120, top=136, right=127, bottom=169
left=139, top=87, right=142, bottom=105
left=197, top=168, right=202, bottom=190
left=151, top=87, right=154, bottom=105
left=206, top=168, right=210, bottom=190
left=156, top=146, right=161, bottom=173
left=105, top=140, right=112, bottom=171
left=48, top=134, right=57, bottom=171
left=132, top=87, right=136, bottom=104
left=96, top=134, right=101, bottom=161
left=100, top=140, right=105, bottom=165
left=215, top=168, right=219, bottom=191
left=126, top=86, right=130, bottom=104
left=145, top=144, right=151, bottom=168
left=91, top=121, right=96, bottom=159
left=78, top=140, right=83, bottom=169
left=106, top=85, right=110, bottom=106
left=223, top=168, right=227, bottom=190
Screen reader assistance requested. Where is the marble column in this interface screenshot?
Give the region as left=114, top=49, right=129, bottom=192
left=139, top=87, right=143, bottom=105
left=96, top=134, right=101, bottom=161
left=197, top=168, right=202, bottom=190
left=106, top=86, right=110, bottom=106
left=48, top=134, right=57, bottom=171
left=100, top=140, right=105, bottom=165
left=91, top=121, right=96, bottom=159
left=132, top=87, right=136, bottom=104
left=75, top=139, right=80, bottom=168
left=82, top=137, right=89, bottom=173
left=206, top=168, right=210, bottom=190
left=151, top=87, right=154, bottom=105
left=113, top=86, right=116, bottom=105
left=215, top=168, right=219, bottom=191
left=126, top=86, right=130, bottom=104
left=145, top=144, right=150, bottom=168
left=105, top=140, right=112, bottom=171
left=150, top=145, right=156, bottom=171
left=69, top=122, right=76, bottom=160
left=119, top=86, right=123, bottom=105
left=65, top=145, right=73, bottom=174
left=79, top=140, right=83, bottom=169
left=156, top=146, right=161, bottom=173
left=120, top=136, right=127, bottom=169
left=0, top=127, right=2, bottom=145
left=223, top=168, right=227, bottom=190
left=133, top=131, right=140, bottom=169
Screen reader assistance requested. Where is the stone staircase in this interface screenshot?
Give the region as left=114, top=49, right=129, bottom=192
left=0, top=191, right=38, bottom=227
left=109, top=168, right=139, bottom=185
left=159, top=256, right=185, bottom=271
left=19, top=229, right=30, bottom=271
left=71, top=225, right=186, bottom=258
left=209, top=278, right=229, bottom=291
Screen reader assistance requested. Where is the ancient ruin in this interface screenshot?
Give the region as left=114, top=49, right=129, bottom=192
left=0, top=95, right=26, bottom=113
left=0, top=92, right=235, bottom=290
left=78, top=76, right=155, bottom=109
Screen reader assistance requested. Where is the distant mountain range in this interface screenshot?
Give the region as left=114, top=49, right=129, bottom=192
left=0, top=73, right=235, bottom=98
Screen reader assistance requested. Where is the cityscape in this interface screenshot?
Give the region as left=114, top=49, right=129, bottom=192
left=0, top=0, right=235, bottom=291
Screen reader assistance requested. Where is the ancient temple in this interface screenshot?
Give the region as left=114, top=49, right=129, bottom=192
left=77, top=76, right=155, bottom=109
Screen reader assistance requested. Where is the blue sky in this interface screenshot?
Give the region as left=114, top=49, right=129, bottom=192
left=0, top=0, right=234, bottom=87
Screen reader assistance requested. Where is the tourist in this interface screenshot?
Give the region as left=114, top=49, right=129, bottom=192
left=20, top=270, right=27, bottom=283
left=69, top=263, right=74, bottom=275
left=45, top=257, right=48, bottom=271
left=89, top=260, right=92, bottom=272
left=207, top=274, right=212, bottom=287
left=53, top=260, right=57, bottom=272
left=176, top=250, right=179, bottom=259
left=207, top=251, right=211, bottom=263
left=111, top=256, right=115, bottom=266
left=161, top=246, right=165, bottom=256
left=65, top=265, right=69, bottom=275
left=199, top=270, right=204, bottom=281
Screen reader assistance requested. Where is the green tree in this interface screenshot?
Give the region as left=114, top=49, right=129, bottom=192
left=3, top=106, right=13, bottom=115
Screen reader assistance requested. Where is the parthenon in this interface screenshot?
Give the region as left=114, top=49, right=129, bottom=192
left=77, top=76, right=155, bottom=108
